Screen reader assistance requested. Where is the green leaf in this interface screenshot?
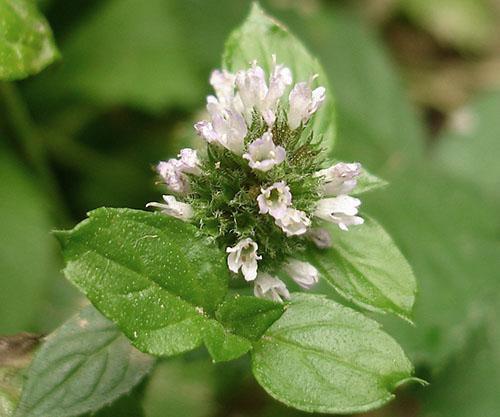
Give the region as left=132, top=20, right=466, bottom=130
left=421, top=301, right=500, bottom=417
left=252, top=294, right=414, bottom=414
left=364, top=163, right=500, bottom=370
left=352, top=167, right=388, bottom=195
left=0, top=147, right=58, bottom=334
left=57, top=208, right=230, bottom=356
left=28, top=0, right=204, bottom=112
left=435, top=91, right=500, bottom=201
left=0, top=0, right=59, bottom=80
left=215, top=296, right=285, bottom=341
left=306, top=217, right=416, bottom=321
left=14, top=306, right=155, bottom=417
left=223, top=3, right=336, bottom=153
left=203, top=321, right=252, bottom=363
left=143, top=358, right=216, bottom=417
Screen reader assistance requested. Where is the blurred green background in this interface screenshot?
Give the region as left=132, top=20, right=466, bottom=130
left=1, top=0, right=500, bottom=416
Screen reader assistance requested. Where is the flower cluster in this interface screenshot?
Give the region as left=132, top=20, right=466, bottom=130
left=148, top=56, right=364, bottom=302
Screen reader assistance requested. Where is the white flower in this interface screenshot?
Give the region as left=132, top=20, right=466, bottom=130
left=275, top=207, right=311, bottom=236
left=156, top=160, right=190, bottom=194
left=146, top=195, right=193, bottom=221
left=236, top=57, right=292, bottom=126
left=284, top=259, right=319, bottom=289
left=177, top=148, right=202, bottom=175
left=287, top=80, right=326, bottom=130
left=257, top=181, right=292, bottom=219
left=315, top=162, right=361, bottom=195
left=307, top=228, right=332, bottom=249
left=243, top=131, right=286, bottom=172
left=210, top=69, right=236, bottom=106
left=254, top=273, right=290, bottom=302
left=226, top=238, right=262, bottom=281
left=206, top=96, right=248, bottom=154
left=315, top=196, right=364, bottom=231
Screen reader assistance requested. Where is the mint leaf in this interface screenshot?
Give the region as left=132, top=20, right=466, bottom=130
left=203, top=321, right=252, bottom=363
left=223, top=3, right=336, bottom=153
left=252, top=294, right=414, bottom=414
left=0, top=0, right=59, bottom=80
left=215, top=296, right=285, bottom=341
left=307, top=217, right=416, bottom=321
left=56, top=208, right=230, bottom=356
left=14, top=306, right=154, bottom=417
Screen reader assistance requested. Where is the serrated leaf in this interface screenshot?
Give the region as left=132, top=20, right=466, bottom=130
left=215, top=296, right=285, bottom=341
left=14, top=306, right=154, bottom=417
left=0, top=0, right=59, bottom=80
left=306, top=217, right=416, bottom=321
left=222, top=3, right=336, bottom=153
left=203, top=321, right=252, bottom=363
left=57, top=208, right=230, bottom=356
left=252, top=294, right=414, bottom=414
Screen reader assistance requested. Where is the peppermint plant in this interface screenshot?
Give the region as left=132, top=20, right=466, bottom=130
left=35, top=3, right=420, bottom=415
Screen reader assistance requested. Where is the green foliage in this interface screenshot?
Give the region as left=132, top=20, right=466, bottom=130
left=216, top=296, right=285, bottom=341
left=252, top=294, right=415, bottom=414
left=223, top=3, right=336, bottom=154
left=0, top=147, right=58, bottom=334
left=435, top=91, right=500, bottom=201
left=307, top=217, right=416, bottom=321
left=0, top=0, right=59, bottom=80
left=14, top=306, right=154, bottom=417
left=56, top=208, right=231, bottom=356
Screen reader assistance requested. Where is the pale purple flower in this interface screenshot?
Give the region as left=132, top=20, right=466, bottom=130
left=307, top=228, right=332, bottom=249
left=226, top=238, right=262, bottom=281
left=284, top=259, right=319, bottom=289
left=194, top=120, right=218, bottom=144
left=257, top=181, right=292, bottom=219
left=243, top=132, right=286, bottom=172
left=315, top=162, right=361, bottom=196
left=254, top=273, right=290, bottom=302
left=156, top=159, right=190, bottom=194
left=275, top=208, right=311, bottom=236
left=146, top=195, right=193, bottom=221
left=177, top=148, right=202, bottom=175
left=210, top=69, right=236, bottom=106
left=315, top=196, right=364, bottom=231
left=288, top=80, right=326, bottom=130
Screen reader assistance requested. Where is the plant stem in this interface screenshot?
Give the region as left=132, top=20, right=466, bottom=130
left=0, top=82, right=71, bottom=225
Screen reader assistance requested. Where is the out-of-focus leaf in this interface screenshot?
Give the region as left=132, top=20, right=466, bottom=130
left=14, top=306, right=154, bottom=417
left=143, top=359, right=216, bottom=417
left=434, top=91, right=500, bottom=201
left=421, top=300, right=500, bottom=417
left=252, top=294, right=414, bottom=414
left=223, top=3, right=336, bottom=153
left=400, top=0, right=497, bottom=52
left=0, top=147, right=57, bottom=333
left=307, top=218, right=416, bottom=321
left=364, top=163, right=500, bottom=370
left=0, top=0, right=59, bottom=80
left=31, top=0, right=204, bottom=112
left=56, top=208, right=236, bottom=357
left=352, top=167, right=388, bottom=195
